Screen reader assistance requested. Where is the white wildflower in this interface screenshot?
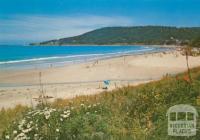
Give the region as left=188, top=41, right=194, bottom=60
left=39, top=112, right=43, bottom=115
left=19, top=132, right=25, bottom=137
left=27, top=111, right=33, bottom=115
left=61, top=113, right=70, bottom=118
left=14, top=132, right=27, bottom=140
left=34, top=134, right=38, bottom=137
left=27, top=123, right=31, bottom=128
left=22, top=128, right=32, bottom=133
left=63, top=115, right=68, bottom=118
left=64, top=110, right=70, bottom=114
left=56, top=129, right=59, bottom=132
left=45, top=115, right=50, bottom=120
left=86, top=112, right=90, bottom=115
left=13, top=130, right=18, bottom=134
left=44, top=111, right=51, bottom=120
left=5, top=135, right=9, bottom=139
left=21, top=119, right=26, bottom=124
left=18, top=124, right=23, bottom=130
left=51, top=108, right=56, bottom=112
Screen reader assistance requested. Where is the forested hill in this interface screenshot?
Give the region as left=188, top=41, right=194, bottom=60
left=31, top=26, right=200, bottom=46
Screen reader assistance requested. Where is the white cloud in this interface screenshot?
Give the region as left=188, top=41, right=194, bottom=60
left=0, top=15, right=134, bottom=44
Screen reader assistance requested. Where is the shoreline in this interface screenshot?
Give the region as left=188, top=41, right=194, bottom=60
left=0, top=46, right=172, bottom=72
left=29, top=44, right=178, bottom=47
left=30, top=44, right=180, bottom=49
left=1, top=48, right=200, bottom=108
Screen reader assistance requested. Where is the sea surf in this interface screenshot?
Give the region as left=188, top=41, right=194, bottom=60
left=0, top=45, right=168, bottom=71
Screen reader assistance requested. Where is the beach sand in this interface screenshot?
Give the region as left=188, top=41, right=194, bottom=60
left=1, top=49, right=200, bottom=108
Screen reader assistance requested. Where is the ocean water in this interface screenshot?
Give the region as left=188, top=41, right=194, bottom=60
left=0, top=45, right=166, bottom=70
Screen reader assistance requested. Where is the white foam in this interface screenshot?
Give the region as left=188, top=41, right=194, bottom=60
left=0, top=47, right=155, bottom=65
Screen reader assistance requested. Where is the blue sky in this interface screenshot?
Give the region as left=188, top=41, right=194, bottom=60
left=0, top=0, right=200, bottom=44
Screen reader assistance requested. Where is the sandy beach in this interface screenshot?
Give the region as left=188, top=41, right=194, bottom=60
left=0, top=48, right=200, bottom=108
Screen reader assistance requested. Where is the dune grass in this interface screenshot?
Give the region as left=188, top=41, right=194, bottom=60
left=0, top=105, right=28, bottom=138
left=1, top=67, right=200, bottom=140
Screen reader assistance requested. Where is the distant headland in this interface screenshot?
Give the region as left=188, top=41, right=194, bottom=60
left=30, top=26, right=200, bottom=46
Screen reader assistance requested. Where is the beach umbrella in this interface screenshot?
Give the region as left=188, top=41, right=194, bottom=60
left=104, top=80, right=110, bottom=85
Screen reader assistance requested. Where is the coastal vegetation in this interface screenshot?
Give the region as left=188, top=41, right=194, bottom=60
left=31, top=26, right=200, bottom=46
left=1, top=66, right=200, bottom=140
left=190, top=36, right=200, bottom=48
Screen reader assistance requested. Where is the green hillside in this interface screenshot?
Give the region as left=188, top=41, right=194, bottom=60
left=32, top=26, right=200, bottom=46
